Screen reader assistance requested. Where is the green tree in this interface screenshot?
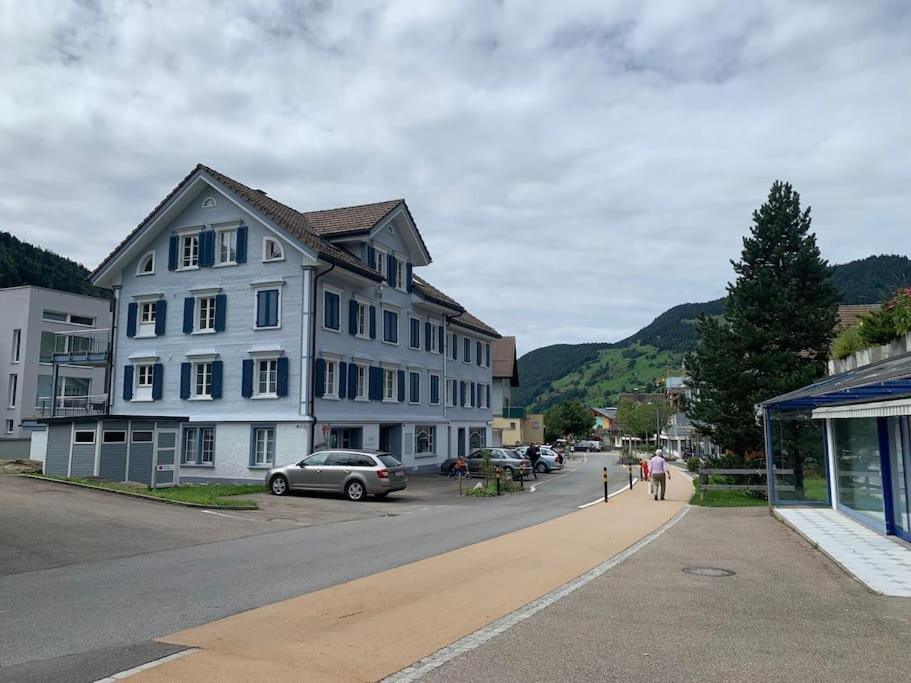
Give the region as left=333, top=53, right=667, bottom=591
left=544, top=400, right=595, bottom=442
left=685, top=181, right=839, bottom=459
left=617, top=398, right=671, bottom=448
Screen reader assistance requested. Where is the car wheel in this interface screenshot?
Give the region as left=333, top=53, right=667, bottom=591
left=345, top=480, right=366, bottom=502
left=270, top=475, right=289, bottom=496
left=535, top=461, right=548, bottom=473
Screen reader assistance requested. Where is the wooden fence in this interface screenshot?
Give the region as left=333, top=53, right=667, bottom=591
left=698, top=468, right=793, bottom=503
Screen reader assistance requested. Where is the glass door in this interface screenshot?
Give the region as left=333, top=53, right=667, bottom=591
left=888, top=417, right=911, bottom=540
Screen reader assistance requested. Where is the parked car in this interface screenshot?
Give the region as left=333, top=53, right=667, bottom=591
left=439, top=448, right=532, bottom=478
left=266, top=450, right=407, bottom=501
left=575, top=439, right=602, bottom=452
left=515, top=445, right=565, bottom=473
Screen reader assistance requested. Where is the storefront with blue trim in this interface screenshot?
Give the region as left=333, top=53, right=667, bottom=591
left=763, top=353, right=911, bottom=542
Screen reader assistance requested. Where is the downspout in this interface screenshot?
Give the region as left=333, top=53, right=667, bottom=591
left=308, top=264, right=335, bottom=452
left=105, top=287, right=120, bottom=416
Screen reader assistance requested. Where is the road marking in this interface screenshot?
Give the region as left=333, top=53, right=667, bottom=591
left=527, top=470, right=574, bottom=492
left=578, top=477, right=639, bottom=508
left=93, top=648, right=199, bottom=681
left=382, top=505, right=691, bottom=682
left=200, top=509, right=268, bottom=523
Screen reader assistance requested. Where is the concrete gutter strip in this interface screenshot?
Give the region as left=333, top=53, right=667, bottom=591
left=19, top=474, right=259, bottom=510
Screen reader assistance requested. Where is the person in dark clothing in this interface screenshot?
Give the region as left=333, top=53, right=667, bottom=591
left=527, top=443, right=540, bottom=480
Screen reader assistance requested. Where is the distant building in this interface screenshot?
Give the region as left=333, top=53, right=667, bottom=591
left=0, top=286, right=111, bottom=456
left=489, top=336, right=543, bottom=445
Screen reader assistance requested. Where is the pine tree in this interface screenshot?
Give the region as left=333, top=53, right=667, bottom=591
left=686, top=181, right=839, bottom=458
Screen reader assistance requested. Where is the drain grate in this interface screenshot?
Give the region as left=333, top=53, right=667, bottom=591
left=683, top=567, right=736, bottom=577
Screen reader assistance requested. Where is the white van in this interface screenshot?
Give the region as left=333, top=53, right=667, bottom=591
left=575, top=440, right=602, bottom=452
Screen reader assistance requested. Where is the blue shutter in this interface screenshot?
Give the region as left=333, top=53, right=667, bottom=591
left=180, top=362, right=191, bottom=400
left=486, top=384, right=490, bottom=409
left=152, top=364, right=163, bottom=400
left=368, top=367, right=378, bottom=400
left=414, top=374, right=420, bottom=403
left=236, top=226, right=248, bottom=263
left=338, top=362, right=348, bottom=399
left=122, top=365, right=133, bottom=401
left=255, top=291, right=265, bottom=328
left=460, top=381, right=465, bottom=407
left=438, top=325, right=444, bottom=353
left=168, top=236, right=178, bottom=270
left=386, top=254, right=395, bottom=286
left=406, top=263, right=413, bottom=292
left=183, top=297, right=194, bottom=334
left=268, top=290, right=279, bottom=327
left=452, top=380, right=458, bottom=406
left=369, top=306, right=377, bottom=339
left=212, top=360, right=223, bottom=399
left=126, top=302, right=137, bottom=338
left=154, top=299, right=167, bottom=336
left=430, top=376, right=438, bottom=404
left=315, top=359, right=325, bottom=398
left=348, top=364, right=357, bottom=399
left=241, top=359, right=253, bottom=397
left=425, top=322, right=432, bottom=351
left=397, top=370, right=405, bottom=402
left=477, top=341, right=482, bottom=366
left=276, top=357, right=289, bottom=397
left=214, top=294, right=226, bottom=332
left=471, top=382, right=476, bottom=407
left=486, top=343, right=491, bottom=367
left=200, top=230, right=215, bottom=267
left=349, top=300, right=357, bottom=336
left=367, top=244, right=376, bottom=269
left=453, top=334, right=459, bottom=361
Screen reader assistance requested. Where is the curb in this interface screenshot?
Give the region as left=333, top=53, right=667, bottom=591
left=20, top=474, right=259, bottom=510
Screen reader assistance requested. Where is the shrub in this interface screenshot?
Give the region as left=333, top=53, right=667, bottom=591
left=888, top=288, right=911, bottom=336
left=858, top=308, right=897, bottom=346
left=686, top=456, right=701, bottom=472
left=832, top=325, right=867, bottom=359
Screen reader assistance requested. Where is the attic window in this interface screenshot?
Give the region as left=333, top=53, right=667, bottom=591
left=202, top=197, right=216, bottom=208
left=137, top=251, right=155, bottom=276
left=386, top=225, right=393, bottom=234
left=263, top=237, right=284, bottom=262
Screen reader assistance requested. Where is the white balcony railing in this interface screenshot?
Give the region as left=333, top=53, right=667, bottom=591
left=34, top=394, right=109, bottom=418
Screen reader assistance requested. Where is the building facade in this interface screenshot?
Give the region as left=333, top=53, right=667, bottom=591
left=81, top=164, right=499, bottom=482
left=0, top=286, right=111, bottom=452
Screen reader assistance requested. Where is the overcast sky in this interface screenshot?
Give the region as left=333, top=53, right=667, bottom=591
left=2, top=1, right=909, bottom=355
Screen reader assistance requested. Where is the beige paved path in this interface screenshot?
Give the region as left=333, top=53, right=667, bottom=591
left=137, top=472, right=691, bottom=682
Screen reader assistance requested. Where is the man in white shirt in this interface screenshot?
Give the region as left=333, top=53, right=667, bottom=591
left=649, top=449, right=670, bottom=501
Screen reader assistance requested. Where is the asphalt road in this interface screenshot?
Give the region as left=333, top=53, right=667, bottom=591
left=423, top=506, right=911, bottom=682
left=0, top=453, right=631, bottom=680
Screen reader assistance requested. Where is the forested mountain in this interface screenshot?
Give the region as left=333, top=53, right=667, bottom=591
left=516, top=254, right=911, bottom=411
left=0, top=231, right=107, bottom=297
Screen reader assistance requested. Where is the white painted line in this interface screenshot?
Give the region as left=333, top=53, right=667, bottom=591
left=577, top=477, right=639, bottom=508
left=93, top=648, right=199, bottom=681
left=201, top=509, right=268, bottom=523
left=382, top=505, right=691, bottom=682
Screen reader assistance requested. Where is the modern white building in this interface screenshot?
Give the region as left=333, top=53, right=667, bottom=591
left=0, top=286, right=111, bottom=456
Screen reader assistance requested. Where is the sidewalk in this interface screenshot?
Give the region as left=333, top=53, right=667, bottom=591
left=423, top=506, right=911, bottom=683
left=133, top=469, right=692, bottom=681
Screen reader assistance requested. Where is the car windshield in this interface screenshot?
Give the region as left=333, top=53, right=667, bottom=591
left=378, top=455, right=401, bottom=468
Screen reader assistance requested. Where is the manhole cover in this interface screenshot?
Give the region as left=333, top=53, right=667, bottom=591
left=683, top=567, right=736, bottom=577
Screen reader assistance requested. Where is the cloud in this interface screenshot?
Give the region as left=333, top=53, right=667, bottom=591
left=1, top=0, right=909, bottom=355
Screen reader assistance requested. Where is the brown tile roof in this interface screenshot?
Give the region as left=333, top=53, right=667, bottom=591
left=412, top=275, right=501, bottom=338
left=302, top=200, right=403, bottom=236
left=91, top=164, right=385, bottom=282
left=837, top=304, right=881, bottom=330
left=491, top=336, right=519, bottom=385
left=452, top=309, right=501, bottom=338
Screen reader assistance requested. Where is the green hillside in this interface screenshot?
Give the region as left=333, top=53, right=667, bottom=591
left=517, top=254, right=911, bottom=411
left=0, top=231, right=107, bottom=297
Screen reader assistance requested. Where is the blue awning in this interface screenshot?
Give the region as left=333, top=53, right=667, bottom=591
left=763, top=351, right=911, bottom=412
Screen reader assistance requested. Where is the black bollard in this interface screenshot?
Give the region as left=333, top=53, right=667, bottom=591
left=603, top=467, right=608, bottom=502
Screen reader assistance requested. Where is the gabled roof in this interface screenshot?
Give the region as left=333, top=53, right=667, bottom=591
left=837, top=304, right=880, bottom=330
left=491, top=336, right=519, bottom=386
left=592, top=407, right=617, bottom=419
left=452, top=309, right=501, bottom=339
left=91, top=164, right=387, bottom=283
left=411, top=274, right=500, bottom=339
left=302, top=200, right=403, bottom=236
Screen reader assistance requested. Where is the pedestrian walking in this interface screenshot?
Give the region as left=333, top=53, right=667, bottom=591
left=527, top=443, right=540, bottom=480
left=649, top=449, right=670, bottom=500
left=640, top=457, right=650, bottom=482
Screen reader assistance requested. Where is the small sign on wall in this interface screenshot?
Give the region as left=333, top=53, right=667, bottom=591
left=156, top=464, right=175, bottom=472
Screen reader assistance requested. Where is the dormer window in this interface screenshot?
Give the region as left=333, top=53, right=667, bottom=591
left=263, top=237, right=284, bottom=262
left=137, top=251, right=155, bottom=276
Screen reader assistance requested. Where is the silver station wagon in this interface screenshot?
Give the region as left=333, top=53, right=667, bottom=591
left=266, top=449, right=407, bottom=501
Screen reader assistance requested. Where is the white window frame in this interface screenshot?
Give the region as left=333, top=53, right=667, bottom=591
left=179, top=231, right=200, bottom=270
left=253, top=426, right=276, bottom=466
left=73, top=429, right=95, bottom=444
left=136, top=251, right=155, bottom=276
left=134, top=363, right=154, bottom=402
left=383, top=368, right=396, bottom=402
left=428, top=321, right=439, bottom=354
left=375, top=247, right=387, bottom=278
left=409, top=315, right=422, bottom=350
left=5, top=419, right=14, bottom=434
left=7, top=374, right=17, bottom=408
left=354, top=363, right=368, bottom=400
left=463, top=337, right=472, bottom=364
left=42, top=310, right=66, bottom=323
left=252, top=283, right=283, bottom=330
left=408, top=370, right=420, bottom=405
left=430, top=372, right=441, bottom=406
left=263, top=237, right=285, bottom=262
left=415, top=425, right=434, bottom=456
left=394, top=258, right=406, bottom=291
left=11, top=329, right=21, bottom=363
left=446, top=378, right=455, bottom=408
left=323, top=359, right=339, bottom=399
left=354, top=300, right=369, bottom=339
left=192, top=361, right=213, bottom=399
left=382, top=307, right=399, bottom=346
left=322, top=286, right=342, bottom=333
left=462, top=381, right=473, bottom=408
left=450, top=333, right=458, bottom=361
left=140, top=301, right=156, bottom=325
left=254, top=357, right=279, bottom=398
left=479, top=383, right=488, bottom=409
left=195, top=295, right=216, bottom=334
left=215, top=227, right=238, bottom=266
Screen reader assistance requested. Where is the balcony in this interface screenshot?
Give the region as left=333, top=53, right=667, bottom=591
left=495, top=407, right=527, bottom=419
left=51, top=328, right=111, bottom=365
left=33, top=394, right=109, bottom=418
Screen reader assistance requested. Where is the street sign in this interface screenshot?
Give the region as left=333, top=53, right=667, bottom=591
left=156, top=464, right=175, bottom=472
